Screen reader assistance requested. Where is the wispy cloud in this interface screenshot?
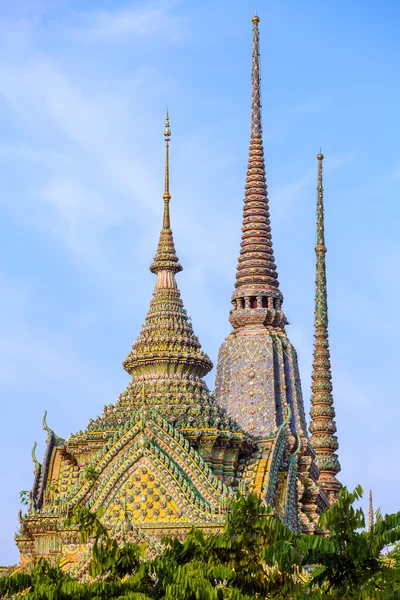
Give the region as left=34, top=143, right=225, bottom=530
left=0, top=272, right=36, bottom=314
left=40, top=176, right=120, bottom=231
left=291, top=95, right=330, bottom=114
left=69, top=0, right=187, bottom=45
left=0, top=272, right=120, bottom=408
left=36, top=176, right=123, bottom=267
left=271, top=171, right=314, bottom=221
left=0, top=41, right=167, bottom=286
left=270, top=153, right=353, bottom=223
left=325, top=153, right=353, bottom=170
left=0, top=141, right=42, bottom=162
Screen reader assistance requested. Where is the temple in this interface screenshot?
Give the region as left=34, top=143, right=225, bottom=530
left=14, top=15, right=341, bottom=571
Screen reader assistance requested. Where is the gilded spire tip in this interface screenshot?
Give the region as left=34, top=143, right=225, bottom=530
left=251, top=11, right=262, bottom=138
left=164, top=109, right=171, bottom=141
left=149, top=113, right=182, bottom=275
left=163, top=111, right=171, bottom=227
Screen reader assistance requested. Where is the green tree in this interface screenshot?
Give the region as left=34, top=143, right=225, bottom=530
left=152, top=493, right=316, bottom=599
left=304, top=485, right=400, bottom=599
left=2, top=487, right=400, bottom=600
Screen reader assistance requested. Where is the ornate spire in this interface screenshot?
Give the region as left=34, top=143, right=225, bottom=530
left=229, top=15, right=286, bottom=330
left=150, top=111, right=182, bottom=276
left=163, top=110, right=171, bottom=228
left=368, top=490, right=374, bottom=532
left=250, top=15, right=262, bottom=137
left=309, top=152, right=341, bottom=502
left=122, top=114, right=213, bottom=421
left=215, top=17, right=309, bottom=444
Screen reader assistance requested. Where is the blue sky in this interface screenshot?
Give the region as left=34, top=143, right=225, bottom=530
left=0, top=0, right=399, bottom=564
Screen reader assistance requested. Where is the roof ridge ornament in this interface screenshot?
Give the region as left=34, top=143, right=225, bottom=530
left=42, top=410, right=54, bottom=437
left=42, top=409, right=64, bottom=445
left=31, top=442, right=41, bottom=474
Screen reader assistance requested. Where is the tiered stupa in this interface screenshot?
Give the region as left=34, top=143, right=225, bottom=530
left=14, top=16, right=341, bottom=571
left=214, top=16, right=333, bottom=532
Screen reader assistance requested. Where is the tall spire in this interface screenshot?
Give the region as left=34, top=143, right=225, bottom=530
left=149, top=111, right=182, bottom=277
left=229, top=15, right=286, bottom=330
left=368, top=490, right=374, bottom=532
left=163, top=110, right=171, bottom=228
left=250, top=15, right=262, bottom=137
left=309, top=153, right=341, bottom=502
left=215, top=17, right=308, bottom=442
left=122, top=114, right=212, bottom=420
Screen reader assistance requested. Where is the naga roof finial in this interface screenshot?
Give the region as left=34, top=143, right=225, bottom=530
left=31, top=442, right=41, bottom=474
left=42, top=409, right=53, bottom=436
left=42, top=409, right=64, bottom=445
left=309, top=152, right=341, bottom=502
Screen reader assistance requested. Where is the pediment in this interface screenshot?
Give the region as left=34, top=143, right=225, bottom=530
left=63, top=412, right=234, bottom=532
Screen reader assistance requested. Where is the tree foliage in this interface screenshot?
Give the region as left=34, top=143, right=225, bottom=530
left=2, top=486, right=400, bottom=599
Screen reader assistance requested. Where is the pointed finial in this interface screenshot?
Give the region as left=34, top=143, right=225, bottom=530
left=251, top=15, right=261, bottom=136
left=163, top=109, right=171, bottom=228
left=369, top=490, right=374, bottom=532
left=316, top=151, right=325, bottom=250
left=164, top=109, right=170, bottom=139
left=148, top=112, right=182, bottom=276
